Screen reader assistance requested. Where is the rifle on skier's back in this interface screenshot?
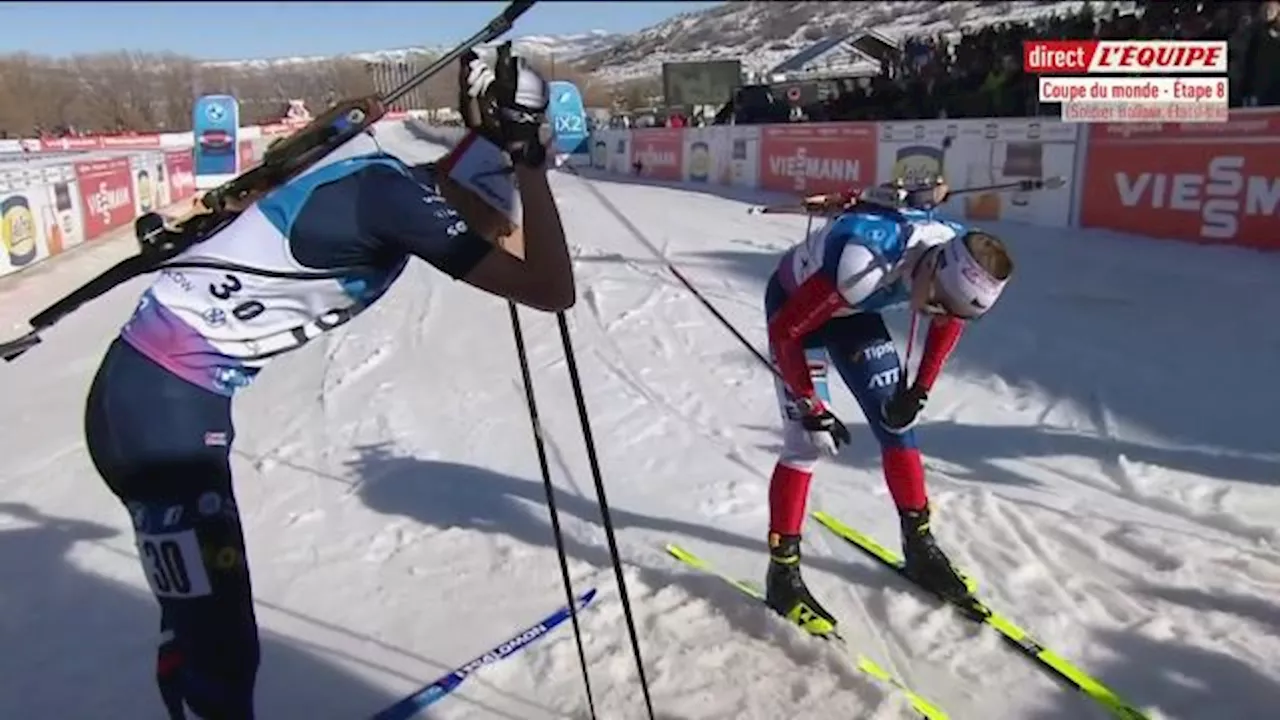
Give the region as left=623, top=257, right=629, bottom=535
left=0, top=0, right=538, bottom=363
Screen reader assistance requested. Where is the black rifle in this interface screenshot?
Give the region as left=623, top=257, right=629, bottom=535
left=2, top=0, right=537, bottom=362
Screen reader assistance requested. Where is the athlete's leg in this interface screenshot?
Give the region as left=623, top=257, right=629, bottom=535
left=85, top=339, right=259, bottom=719
left=763, top=276, right=835, bottom=538
left=767, top=345, right=832, bottom=535
left=761, top=278, right=838, bottom=634
left=823, top=316, right=973, bottom=600
left=821, top=313, right=927, bottom=512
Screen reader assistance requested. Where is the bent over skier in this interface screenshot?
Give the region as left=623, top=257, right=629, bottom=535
left=82, top=52, right=564, bottom=719
left=760, top=182, right=1014, bottom=636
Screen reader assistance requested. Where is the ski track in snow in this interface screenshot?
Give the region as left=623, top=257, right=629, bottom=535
left=2, top=121, right=1279, bottom=720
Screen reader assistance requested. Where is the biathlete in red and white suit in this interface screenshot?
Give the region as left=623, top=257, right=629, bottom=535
left=757, top=182, right=1015, bottom=636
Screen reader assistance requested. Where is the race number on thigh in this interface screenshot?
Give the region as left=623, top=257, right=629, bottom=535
left=135, top=529, right=213, bottom=599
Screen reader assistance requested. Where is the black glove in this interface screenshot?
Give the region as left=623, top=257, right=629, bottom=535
left=459, top=45, right=549, bottom=168
left=797, top=398, right=852, bottom=452
left=881, top=384, right=928, bottom=434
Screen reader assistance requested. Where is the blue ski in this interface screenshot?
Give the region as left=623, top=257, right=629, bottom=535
left=370, top=588, right=598, bottom=720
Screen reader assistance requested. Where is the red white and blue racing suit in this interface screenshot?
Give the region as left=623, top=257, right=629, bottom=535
left=764, top=203, right=969, bottom=536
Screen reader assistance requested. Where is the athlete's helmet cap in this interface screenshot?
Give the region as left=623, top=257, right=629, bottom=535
left=928, top=230, right=1012, bottom=319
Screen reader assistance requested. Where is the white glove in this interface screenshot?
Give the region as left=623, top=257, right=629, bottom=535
left=462, top=54, right=548, bottom=166
left=465, top=58, right=497, bottom=100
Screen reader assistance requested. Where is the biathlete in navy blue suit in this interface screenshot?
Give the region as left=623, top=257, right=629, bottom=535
left=83, top=52, right=566, bottom=719
left=757, top=183, right=1015, bottom=637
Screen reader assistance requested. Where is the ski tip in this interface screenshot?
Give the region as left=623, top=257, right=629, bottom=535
left=576, top=587, right=598, bottom=607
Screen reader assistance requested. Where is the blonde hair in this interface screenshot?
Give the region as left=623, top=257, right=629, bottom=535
left=964, top=231, right=1013, bottom=281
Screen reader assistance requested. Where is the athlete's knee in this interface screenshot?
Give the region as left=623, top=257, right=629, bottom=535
left=777, top=422, right=823, bottom=471
left=872, top=422, right=918, bottom=451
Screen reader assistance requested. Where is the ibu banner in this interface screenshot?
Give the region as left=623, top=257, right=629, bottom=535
left=192, top=94, right=241, bottom=190
left=547, top=81, right=589, bottom=159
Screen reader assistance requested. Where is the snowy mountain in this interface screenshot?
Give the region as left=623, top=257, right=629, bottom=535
left=202, top=29, right=626, bottom=71
left=577, top=0, right=1113, bottom=82
left=208, top=0, right=1121, bottom=82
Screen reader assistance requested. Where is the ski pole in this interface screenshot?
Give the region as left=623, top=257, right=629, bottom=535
left=561, top=164, right=785, bottom=383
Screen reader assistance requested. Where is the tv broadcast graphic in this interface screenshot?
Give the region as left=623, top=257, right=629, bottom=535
left=192, top=94, right=242, bottom=189
left=1024, top=39, right=1229, bottom=123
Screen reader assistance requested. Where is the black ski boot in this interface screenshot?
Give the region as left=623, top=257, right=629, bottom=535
left=764, top=533, right=838, bottom=637
left=900, top=506, right=978, bottom=607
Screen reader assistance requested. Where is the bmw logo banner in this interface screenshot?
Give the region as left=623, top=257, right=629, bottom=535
left=192, top=94, right=242, bottom=190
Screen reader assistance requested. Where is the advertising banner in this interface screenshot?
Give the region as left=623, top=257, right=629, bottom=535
left=590, top=133, right=610, bottom=170
left=609, top=132, right=631, bottom=174
left=877, top=118, right=1080, bottom=228
left=73, top=157, right=135, bottom=239
left=238, top=140, right=258, bottom=171
left=192, top=94, right=241, bottom=189
left=165, top=150, right=197, bottom=204
left=1079, top=108, right=1280, bottom=249
left=758, top=123, right=877, bottom=195
left=727, top=126, right=761, bottom=189
left=41, top=165, right=85, bottom=254
left=547, top=81, right=590, bottom=158
left=131, top=152, right=167, bottom=216
left=1, top=188, right=44, bottom=274
left=631, top=128, right=684, bottom=181
left=682, top=127, right=726, bottom=184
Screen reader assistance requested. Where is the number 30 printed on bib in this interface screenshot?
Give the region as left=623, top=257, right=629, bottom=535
left=136, top=529, right=213, bottom=599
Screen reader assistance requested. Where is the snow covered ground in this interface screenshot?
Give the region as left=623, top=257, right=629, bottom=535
left=2, top=121, right=1279, bottom=720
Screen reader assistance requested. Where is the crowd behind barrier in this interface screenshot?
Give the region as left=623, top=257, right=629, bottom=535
left=9, top=98, right=1270, bottom=288
left=409, top=107, right=1280, bottom=252
left=0, top=111, right=422, bottom=280
left=697, top=2, right=1280, bottom=127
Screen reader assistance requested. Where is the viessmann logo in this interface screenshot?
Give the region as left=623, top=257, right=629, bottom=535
left=768, top=147, right=861, bottom=191
left=636, top=144, right=677, bottom=167
left=171, top=168, right=195, bottom=194
left=88, top=181, right=131, bottom=224
left=1115, top=156, right=1280, bottom=239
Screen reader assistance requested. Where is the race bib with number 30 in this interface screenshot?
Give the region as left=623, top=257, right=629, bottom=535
left=135, top=530, right=213, bottom=599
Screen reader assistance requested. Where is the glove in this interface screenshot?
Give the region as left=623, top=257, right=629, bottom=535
left=796, top=397, right=852, bottom=455
left=881, top=384, right=928, bottom=434
left=460, top=47, right=549, bottom=168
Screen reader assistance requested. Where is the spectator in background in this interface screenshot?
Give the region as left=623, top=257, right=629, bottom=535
left=728, top=1, right=1271, bottom=126
left=1236, top=1, right=1280, bottom=106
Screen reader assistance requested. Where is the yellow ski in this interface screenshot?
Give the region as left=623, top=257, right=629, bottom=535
left=812, top=511, right=1151, bottom=720
left=665, top=543, right=949, bottom=720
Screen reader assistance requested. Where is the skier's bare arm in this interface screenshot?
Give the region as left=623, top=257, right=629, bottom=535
left=360, top=163, right=573, bottom=312
left=438, top=165, right=574, bottom=312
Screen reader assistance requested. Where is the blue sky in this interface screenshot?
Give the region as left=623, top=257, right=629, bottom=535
left=0, top=2, right=720, bottom=60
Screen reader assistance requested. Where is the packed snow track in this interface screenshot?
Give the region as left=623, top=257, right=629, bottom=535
left=1, top=122, right=1277, bottom=720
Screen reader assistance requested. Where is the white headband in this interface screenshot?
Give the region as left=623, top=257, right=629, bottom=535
left=934, top=234, right=1008, bottom=318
